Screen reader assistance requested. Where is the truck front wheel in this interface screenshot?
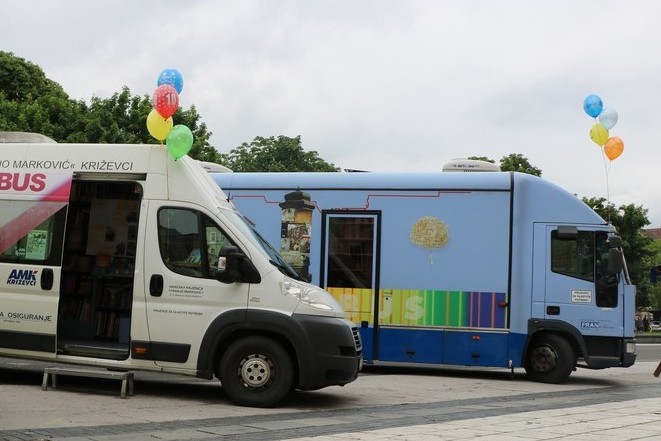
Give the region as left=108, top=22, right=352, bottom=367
left=524, top=334, right=575, bottom=384
left=219, top=336, right=294, bottom=407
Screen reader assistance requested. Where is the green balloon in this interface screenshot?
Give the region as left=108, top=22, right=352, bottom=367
left=166, top=125, right=193, bottom=160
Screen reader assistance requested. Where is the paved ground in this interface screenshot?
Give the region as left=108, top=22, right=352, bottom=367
left=0, top=356, right=660, bottom=440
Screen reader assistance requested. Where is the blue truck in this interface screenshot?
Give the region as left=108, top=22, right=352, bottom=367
left=213, top=170, right=637, bottom=383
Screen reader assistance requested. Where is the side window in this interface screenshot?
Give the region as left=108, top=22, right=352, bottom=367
left=157, top=207, right=233, bottom=278
left=551, top=230, right=594, bottom=282
left=0, top=204, right=66, bottom=266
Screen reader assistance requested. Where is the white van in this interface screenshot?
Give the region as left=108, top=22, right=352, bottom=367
left=0, top=139, right=362, bottom=407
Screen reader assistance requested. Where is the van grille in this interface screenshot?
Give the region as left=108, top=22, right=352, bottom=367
left=352, top=326, right=362, bottom=356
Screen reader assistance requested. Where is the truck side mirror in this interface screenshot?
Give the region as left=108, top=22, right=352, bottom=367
left=216, top=245, right=261, bottom=284
left=608, top=235, right=623, bottom=248
left=608, top=248, right=623, bottom=274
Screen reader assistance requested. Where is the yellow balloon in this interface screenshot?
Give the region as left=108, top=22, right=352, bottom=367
left=589, top=123, right=609, bottom=146
left=146, top=109, right=173, bottom=141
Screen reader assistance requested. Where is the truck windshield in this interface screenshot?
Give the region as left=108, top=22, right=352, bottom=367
left=223, top=209, right=301, bottom=280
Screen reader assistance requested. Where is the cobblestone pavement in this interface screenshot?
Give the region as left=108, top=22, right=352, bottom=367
left=1, top=358, right=660, bottom=440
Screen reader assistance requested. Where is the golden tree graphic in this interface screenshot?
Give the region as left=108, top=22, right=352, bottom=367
left=410, top=216, right=449, bottom=265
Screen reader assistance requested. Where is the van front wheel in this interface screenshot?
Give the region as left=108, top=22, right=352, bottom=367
left=219, top=336, right=294, bottom=408
left=524, top=334, right=575, bottom=384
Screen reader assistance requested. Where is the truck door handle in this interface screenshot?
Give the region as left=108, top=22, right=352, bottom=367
left=546, top=305, right=560, bottom=315
left=41, top=268, right=53, bottom=290
left=150, top=274, right=163, bottom=297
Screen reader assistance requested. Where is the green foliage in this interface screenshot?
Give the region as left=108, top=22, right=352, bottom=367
left=0, top=51, right=68, bottom=102
left=0, top=51, right=216, bottom=162
left=648, top=240, right=661, bottom=310
left=0, top=52, right=86, bottom=140
left=499, top=153, right=542, bottom=176
left=467, top=156, right=496, bottom=164
left=467, top=154, right=542, bottom=176
left=583, top=197, right=655, bottom=307
left=223, top=135, right=339, bottom=172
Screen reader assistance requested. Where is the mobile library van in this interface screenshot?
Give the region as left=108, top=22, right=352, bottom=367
left=0, top=137, right=362, bottom=407
left=213, top=170, right=636, bottom=383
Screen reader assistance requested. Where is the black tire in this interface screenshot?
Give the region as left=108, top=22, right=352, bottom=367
left=524, top=334, right=575, bottom=384
left=219, top=336, right=294, bottom=408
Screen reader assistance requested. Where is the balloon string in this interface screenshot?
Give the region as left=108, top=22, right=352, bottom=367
left=601, top=147, right=611, bottom=224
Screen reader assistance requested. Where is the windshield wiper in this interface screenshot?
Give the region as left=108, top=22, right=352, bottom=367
left=269, top=259, right=304, bottom=280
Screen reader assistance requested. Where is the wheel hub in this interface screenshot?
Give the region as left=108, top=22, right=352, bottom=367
left=238, top=353, right=273, bottom=389
left=531, top=345, right=558, bottom=372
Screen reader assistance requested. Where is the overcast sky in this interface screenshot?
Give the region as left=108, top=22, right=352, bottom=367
left=3, top=1, right=660, bottom=226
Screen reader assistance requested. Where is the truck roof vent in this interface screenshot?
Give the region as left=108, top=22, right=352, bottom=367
left=442, top=159, right=500, bottom=172
left=0, top=131, right=56, bottom=143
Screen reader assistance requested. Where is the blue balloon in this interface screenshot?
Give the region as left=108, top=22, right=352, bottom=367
left=583, top=94, right=603, bottom=118
left=157, top=68, right=184, bottom=94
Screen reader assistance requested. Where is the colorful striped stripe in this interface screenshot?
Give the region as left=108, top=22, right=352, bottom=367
left=327, top=287, right=507, bottom=329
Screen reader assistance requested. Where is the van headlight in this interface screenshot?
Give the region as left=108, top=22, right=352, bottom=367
left=281, top=277, right=342, bottom=313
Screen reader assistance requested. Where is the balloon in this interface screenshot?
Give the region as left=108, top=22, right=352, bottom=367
left=589, top=123, right=609, bottom=146
left=598, top=107, right=619, bottom=130
left=166, top=125, right=194, bottom=160
left=604, top=136, right=624, bottom=161
left=583, top=94, right=603, bottom=118
left=152, top=84, right=179, bottom=118
left=146, top=109, right=173, bottom=141
left=157, top=68, right=184, bottom=94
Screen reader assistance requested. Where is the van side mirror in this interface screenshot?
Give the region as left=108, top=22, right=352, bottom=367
left=215, top=245, right=261, bottom=284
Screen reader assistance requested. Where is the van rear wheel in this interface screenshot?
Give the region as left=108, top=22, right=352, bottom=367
left=524, top=334, right=574, bottom=384
left=219, top=336, right=293, bottom=408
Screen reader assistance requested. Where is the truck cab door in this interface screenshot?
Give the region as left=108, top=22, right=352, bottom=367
left=532, top=224, right=624, bottom=336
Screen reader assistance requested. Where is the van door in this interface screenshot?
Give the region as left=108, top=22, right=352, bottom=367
left=141, top=203, right=250, bottom=369
left=533, top=224, right=624, bottom=336
left=57, top=179, right=141, bottom=360
left=0, top=171, right=71, bottom=355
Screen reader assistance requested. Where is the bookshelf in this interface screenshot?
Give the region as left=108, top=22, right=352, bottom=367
left=57, top=180, right=139, bottom=347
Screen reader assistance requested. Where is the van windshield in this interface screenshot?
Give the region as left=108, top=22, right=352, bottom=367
left=223, top=209, right=301, bottom=280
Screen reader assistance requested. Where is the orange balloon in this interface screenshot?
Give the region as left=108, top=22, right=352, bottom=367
left=604, top=137, right=624, bottom=161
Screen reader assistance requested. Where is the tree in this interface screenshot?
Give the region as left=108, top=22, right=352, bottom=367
left=583, top=197, right=656, bottom=307
left=0, top=51, right=217, bottom=162
left=499, top=153, right=542, bottom=176
left=223, top=135, right=339, bottom=172
left=0, top=51, right=87, bottom=140
left=468, top=154, right=542, bottom=176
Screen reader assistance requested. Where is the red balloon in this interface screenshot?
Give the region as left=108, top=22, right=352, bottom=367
left=152, top=84, right=179, bottom=118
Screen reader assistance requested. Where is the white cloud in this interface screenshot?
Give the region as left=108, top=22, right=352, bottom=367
left=2, top=0, right=660, bottom=225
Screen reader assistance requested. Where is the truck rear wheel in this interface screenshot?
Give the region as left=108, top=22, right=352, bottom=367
left=524, top=334, right=575, bottom=384
left=219, top=336, right=294, bottom=408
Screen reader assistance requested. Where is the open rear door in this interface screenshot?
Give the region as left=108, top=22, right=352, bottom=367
left=0, top=170, right=72, bottom=354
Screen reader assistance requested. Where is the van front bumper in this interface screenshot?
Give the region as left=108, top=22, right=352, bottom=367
left=292, top=314, right=362, bottom=390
